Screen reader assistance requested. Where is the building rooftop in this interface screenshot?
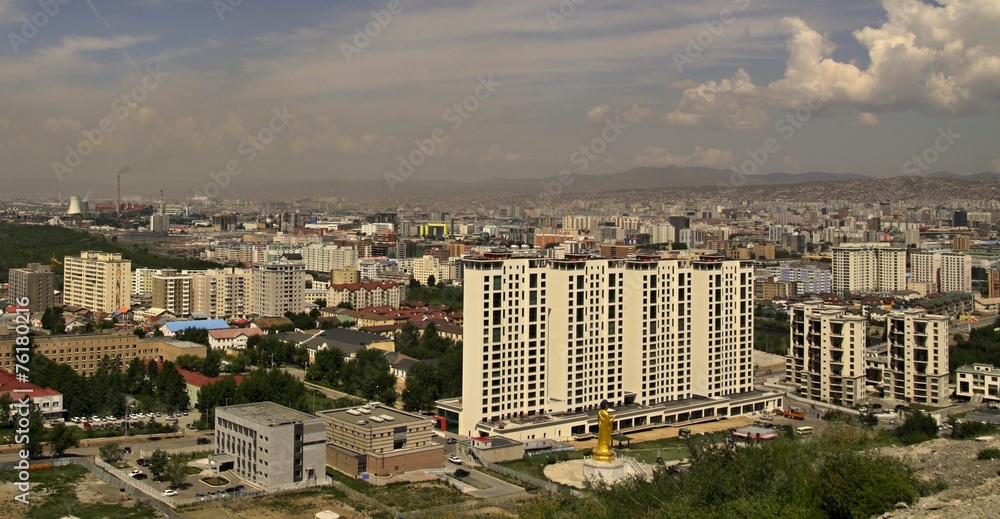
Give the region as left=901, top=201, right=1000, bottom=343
left=218, top=402, right=321, bottom=427
left=163, top=319, right=230, bottom=333
left=317, top=404, right=428, bottom=428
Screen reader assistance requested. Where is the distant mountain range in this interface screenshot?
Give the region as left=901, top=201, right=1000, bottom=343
left=238, top=166, right=1000, bottom=198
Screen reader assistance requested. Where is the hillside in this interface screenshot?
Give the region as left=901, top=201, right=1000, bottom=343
left=0, top=223, right=222, bottom=283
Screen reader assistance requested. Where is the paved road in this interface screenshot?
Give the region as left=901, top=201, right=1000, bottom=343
left=0, top=432, right=207, bottom=463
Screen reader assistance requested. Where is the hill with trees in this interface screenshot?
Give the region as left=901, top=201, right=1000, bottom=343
left=0, top=223, right=221, bottom=283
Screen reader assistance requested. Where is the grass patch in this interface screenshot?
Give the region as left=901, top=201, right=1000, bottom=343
left=182, top=466, right=202, bottom=476
left=325, top=466, right=375, bottom=493
left=200, top=476, right=229, bottom=486
left=0, top=464, right=157, bottom=519
left=368, top=481, right=473, bottom=511
left=978, top=448, right=1000, bottom=460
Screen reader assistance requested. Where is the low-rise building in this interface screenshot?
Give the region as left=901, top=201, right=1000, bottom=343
left=318, top=404, right=442, bottom=477
left=956, top=363, right=1000, bottom=403
left=215, top=402, right=330, bottom=491
left=160, top=319, right=230, bottom=338
left=208, top=327, right=265, bottom=351
left=0, top=368, right=63, bottom=420
left=0, top=333, right=205, bottom=376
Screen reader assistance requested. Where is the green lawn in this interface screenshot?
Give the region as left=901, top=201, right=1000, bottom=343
left=0, top=464, right=157, bottom=519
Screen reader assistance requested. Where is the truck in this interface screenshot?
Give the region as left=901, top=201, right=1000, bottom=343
left=783, top=407, right=806, bottom=420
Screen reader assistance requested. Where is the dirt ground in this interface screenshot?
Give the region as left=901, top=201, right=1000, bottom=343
left=879, top=437, right=1000, bottom=518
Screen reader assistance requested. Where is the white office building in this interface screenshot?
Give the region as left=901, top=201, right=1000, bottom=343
left=301, top=244, right=358, bottom=273
left=912, top=251, right=972, bottom=293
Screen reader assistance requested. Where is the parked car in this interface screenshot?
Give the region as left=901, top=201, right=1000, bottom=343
left=454, top=468, right=470, bottom=478
left=760, top=414, right=773, bottom=421
left=162, top=489, right=178, bottom=497
left=446, top=437, right=457, bottom=444
left=137, top=458, right=150, bottom=466
left=448, top=455, right=463, bottom=465
left=889, top=420, right=900, bottom=425
left=123, top=447, right=132, bottom=454
left=197, top=437, right=211, bottom=444
left=128, top=469, right=142, bottom=477
left=133, top=473, right=147, bottom=480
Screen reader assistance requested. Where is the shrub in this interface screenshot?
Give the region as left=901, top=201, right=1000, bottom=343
left=977, top=448, right=1000, bottom=460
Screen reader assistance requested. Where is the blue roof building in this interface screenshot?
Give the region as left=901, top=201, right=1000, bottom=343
left=161, top=319, right=230, bottom=337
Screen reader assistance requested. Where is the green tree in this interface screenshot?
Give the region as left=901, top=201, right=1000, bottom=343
left=174, top=354, right=203, bottom=372
left=200, top=349, right=222, bottom=378
left=228, top=354, right=249, bottom=374
left=164, top=458, right=188, bottom=488
left=41, top=307, right=65, bottom=334
left=409, top=278, right=420, bottom=289
left=336, top=302, right=355, bottom=310
left=0, top=393, right=11, bottom=429
left=149, top=449, right=169, bottom=480
left=402, top=362, right=440, bottom=412
left=307, top=347, right=345, bottom=387
left=175, top=328, right=210, bottom=346
left=818, top=451, right=922, bottom=519
left=24, top=404, right=46, bottom=460
left=896, top=410, right=939, bottom=445
left=48, top=424, right=78, bottom=457
left=99, top=442, right=125, bottom=463
left=313, top=298, right=327, bottom=308
left=133, top=327, right=147, bottom=338
left=427, top=274, right=436, bottom=286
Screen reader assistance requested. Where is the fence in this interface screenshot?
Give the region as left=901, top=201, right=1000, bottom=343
left=0, top=457, right=185, bottom=519
left=478, top=458, right=578, bottom=497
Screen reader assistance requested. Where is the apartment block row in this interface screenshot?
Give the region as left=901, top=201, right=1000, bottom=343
left=437, top=252, right=781, bottom=442
left=787, top=301, right=950, bottom=407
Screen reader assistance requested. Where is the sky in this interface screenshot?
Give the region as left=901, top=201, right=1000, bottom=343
left=0, top=0, right=999, bottom=200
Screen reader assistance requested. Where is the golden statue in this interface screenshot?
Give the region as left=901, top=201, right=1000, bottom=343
left=592, top=399, right=616, bottom=462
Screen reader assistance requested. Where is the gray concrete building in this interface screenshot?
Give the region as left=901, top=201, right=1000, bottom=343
left=215, top=402, right=330, bottom=491
left=8, top=263, right=55, bottom=313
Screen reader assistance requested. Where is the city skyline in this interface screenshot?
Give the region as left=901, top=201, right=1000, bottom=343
left=1, top=0, right=999, bottom=198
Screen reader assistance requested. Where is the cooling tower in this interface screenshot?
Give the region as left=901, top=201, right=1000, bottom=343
left=67, top=196, right=82, bottom=215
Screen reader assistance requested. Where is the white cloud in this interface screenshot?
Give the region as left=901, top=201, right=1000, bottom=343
left=853, top=112, right=881, bottom=128
left=665, top=0, right=1000, bottom=125
left=587, top=104, right=610, bottom=122
left=633, top=145, right=734, bottom=168
left=664, top=69, right=769, bottom=130
left=43, top=117, right=82, bottom=133
left=621, top=104, right=651, bottom=124
left=480, top=144, right=531, bottom=163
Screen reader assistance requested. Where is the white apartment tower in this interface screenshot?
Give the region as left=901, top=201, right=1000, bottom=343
left=786, top=302, right=868, bottom=407
left=458, top=252, right=755, bottom=437
left=191, top=268, right=252, bottom=319
left=883, top=310, right=950, bottom=406
left=832, top=245, right=906, bottom=294
left=251, top=260, right=306, bottom=317
left=63, top=251, right=131, bottom=313
left=911, top=251, right=972, bottom=293
left=301, top=244, right=358, bottom=273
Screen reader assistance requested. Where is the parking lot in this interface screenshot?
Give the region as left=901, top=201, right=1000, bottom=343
left=118, top=453, right=258, bottom=504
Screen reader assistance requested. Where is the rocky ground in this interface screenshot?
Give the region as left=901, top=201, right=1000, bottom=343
left=880, top=437, right=1000, bottom=518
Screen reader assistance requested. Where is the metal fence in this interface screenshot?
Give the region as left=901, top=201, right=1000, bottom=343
left=478, top=458, right=578, bottom=497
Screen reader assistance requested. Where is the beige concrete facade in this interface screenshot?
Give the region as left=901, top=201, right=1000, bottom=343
left=8, top=263, right=54, bottom=313
left=448, top=252, right=770, bottom=441
left=318, top=405, right=442, bottom=476
left=956, top=363, right=1000, bottom=402
left=63, top=251, right=131, bottom=313
left=786, top=301, right=868, bottom=407
left=883, top=309, right=950, bottom=406
left=0, top=334, right=205, bottom=376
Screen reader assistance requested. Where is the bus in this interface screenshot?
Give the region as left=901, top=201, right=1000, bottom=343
left=795, top=426, right=814, bottom=436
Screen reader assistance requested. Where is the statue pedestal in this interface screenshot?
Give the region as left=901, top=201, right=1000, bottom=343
left=583, top=458, right=627, bottom=485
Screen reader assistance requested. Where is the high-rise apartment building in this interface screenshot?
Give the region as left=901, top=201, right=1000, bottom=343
left=831, top=245, right=905, bottom=294
left=63, top=251, right=131, bottom=312
left=8, top=263, right=55, bottom=313
left=989, top=269, right=1000, bottom=299
left=952, top=234, right=971, bottom=251
left=191, top=268, right=251, bottom=319
left=301, top=244, right=358, bottom=273
left=882, top=310, right=950, bottom=406
left=438, top=252, right=780, bottom=441
left=152, top=273, right=192, bottom=316
left=251, top=260, right=306, bottom=317
left=911, top=251, right=972, bottom=293
left=786, top=302, right=868, bottom=407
